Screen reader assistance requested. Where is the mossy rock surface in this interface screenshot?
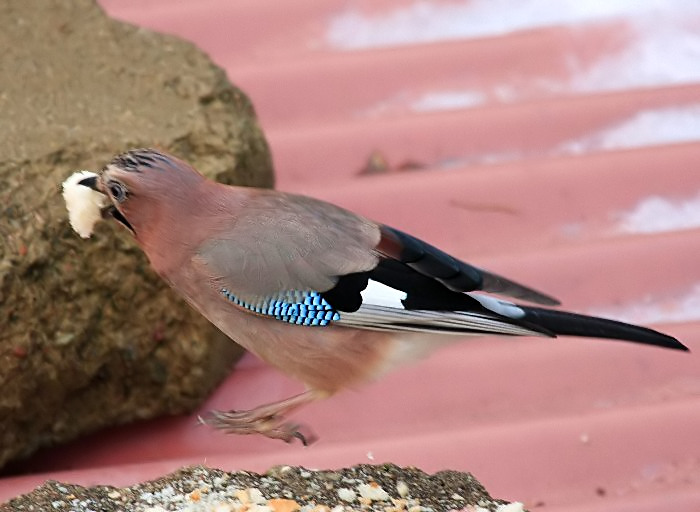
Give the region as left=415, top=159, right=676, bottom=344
left=0, top=0, right=274, bottom=468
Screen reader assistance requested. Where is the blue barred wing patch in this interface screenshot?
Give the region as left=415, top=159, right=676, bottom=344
left=220, top=288, right=340, bottom=326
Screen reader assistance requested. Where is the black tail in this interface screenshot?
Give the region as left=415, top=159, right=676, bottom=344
left=522, top=307, right=688, bottom=351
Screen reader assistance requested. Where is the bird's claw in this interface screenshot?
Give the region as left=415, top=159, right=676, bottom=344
left=291, top=424, right=318, bottom=446
left=201, top=409, right=316, bottom=445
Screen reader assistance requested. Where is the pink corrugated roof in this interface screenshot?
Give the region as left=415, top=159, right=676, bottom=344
left=3, top=2, right=700, bottom=510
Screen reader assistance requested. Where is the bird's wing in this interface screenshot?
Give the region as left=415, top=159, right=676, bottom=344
left=193, top=190, right=380, bottom=325
left=193, top=190, right=558, bottom=334
left=375, top=225, right=559, bottom=305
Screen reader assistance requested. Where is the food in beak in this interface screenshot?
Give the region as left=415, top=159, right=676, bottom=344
left=62, top=171, right=108, bottom=238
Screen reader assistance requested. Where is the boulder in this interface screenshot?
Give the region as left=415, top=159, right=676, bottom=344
left=0, top=0, right=274, bottom=468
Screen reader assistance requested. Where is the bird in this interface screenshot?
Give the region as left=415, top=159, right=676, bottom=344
left=77, top=148, right=687, bottom=444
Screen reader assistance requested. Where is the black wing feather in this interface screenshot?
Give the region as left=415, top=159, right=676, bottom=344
left=522, top=307, right=688, bottom=351
left=320, top=225, right=687, bottom=351
left=378, top=226, right=560, bottom=305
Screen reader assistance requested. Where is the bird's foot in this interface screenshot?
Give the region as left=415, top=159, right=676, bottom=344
left=200, top=409, right=317, bottom=445
left=198, top=390, right=321, bottom=445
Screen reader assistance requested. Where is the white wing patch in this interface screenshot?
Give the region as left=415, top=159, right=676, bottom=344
left=337, top=280, right=539, bottom=337
left=472, top=294, right=526, bottom=319
left=361, top=279, right=407, bottom=308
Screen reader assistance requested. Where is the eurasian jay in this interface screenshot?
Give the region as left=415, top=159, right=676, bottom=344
left=76, top=148, right=687, bottom=444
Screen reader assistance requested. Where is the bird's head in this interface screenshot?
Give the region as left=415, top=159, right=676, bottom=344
left=79, top=148, right=206, bottom=239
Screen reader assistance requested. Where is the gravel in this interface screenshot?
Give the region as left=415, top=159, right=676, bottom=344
left=3, top=464, right=526, bottom=512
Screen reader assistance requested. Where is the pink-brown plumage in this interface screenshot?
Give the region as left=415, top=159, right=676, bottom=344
left=173, top=257, right=404, bottom=393
left=80, top=148, right=687, bottom=443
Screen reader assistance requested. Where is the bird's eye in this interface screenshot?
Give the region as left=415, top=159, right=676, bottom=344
left=108, top=181, right=127, bottom=202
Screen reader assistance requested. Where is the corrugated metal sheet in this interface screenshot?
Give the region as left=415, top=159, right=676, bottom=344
left=3, top=2, right=699, bottom=510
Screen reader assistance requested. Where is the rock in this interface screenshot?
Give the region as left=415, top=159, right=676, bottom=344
left=0, top=0, right=274, bottom=468
left=3, top=464, right=526, bottom=511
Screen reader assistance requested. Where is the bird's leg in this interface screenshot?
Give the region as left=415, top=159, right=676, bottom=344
left=200, top=389, right=324, bottom=445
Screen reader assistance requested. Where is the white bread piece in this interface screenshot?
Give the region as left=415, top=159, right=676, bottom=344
left=62, top=171, right=107, bottom=238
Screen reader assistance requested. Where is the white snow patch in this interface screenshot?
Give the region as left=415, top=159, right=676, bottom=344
left=361, top=88, right=486, bottom=117
left=333, top=2, right=700, bottom=118
left=559, top=105, right=700, bottom=156
left=326, top=0, right=691, bottom=50
left=589, top=284, right=700, bottom=325
left=410, top=89, right=486, bottom=112
left=569, top=17, right=700, bottom=93
left=616, top=194, right=700, bottom=234
left=423, top=103, right=700, bottom=170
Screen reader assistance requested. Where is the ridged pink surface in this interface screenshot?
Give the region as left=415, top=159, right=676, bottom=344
left=4, top=2, right=700, bottom=510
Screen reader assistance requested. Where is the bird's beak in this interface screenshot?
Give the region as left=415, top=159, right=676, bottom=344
left=77, top=174, right=135, bottom=233
left=77, top=175, right=101, bottom=191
